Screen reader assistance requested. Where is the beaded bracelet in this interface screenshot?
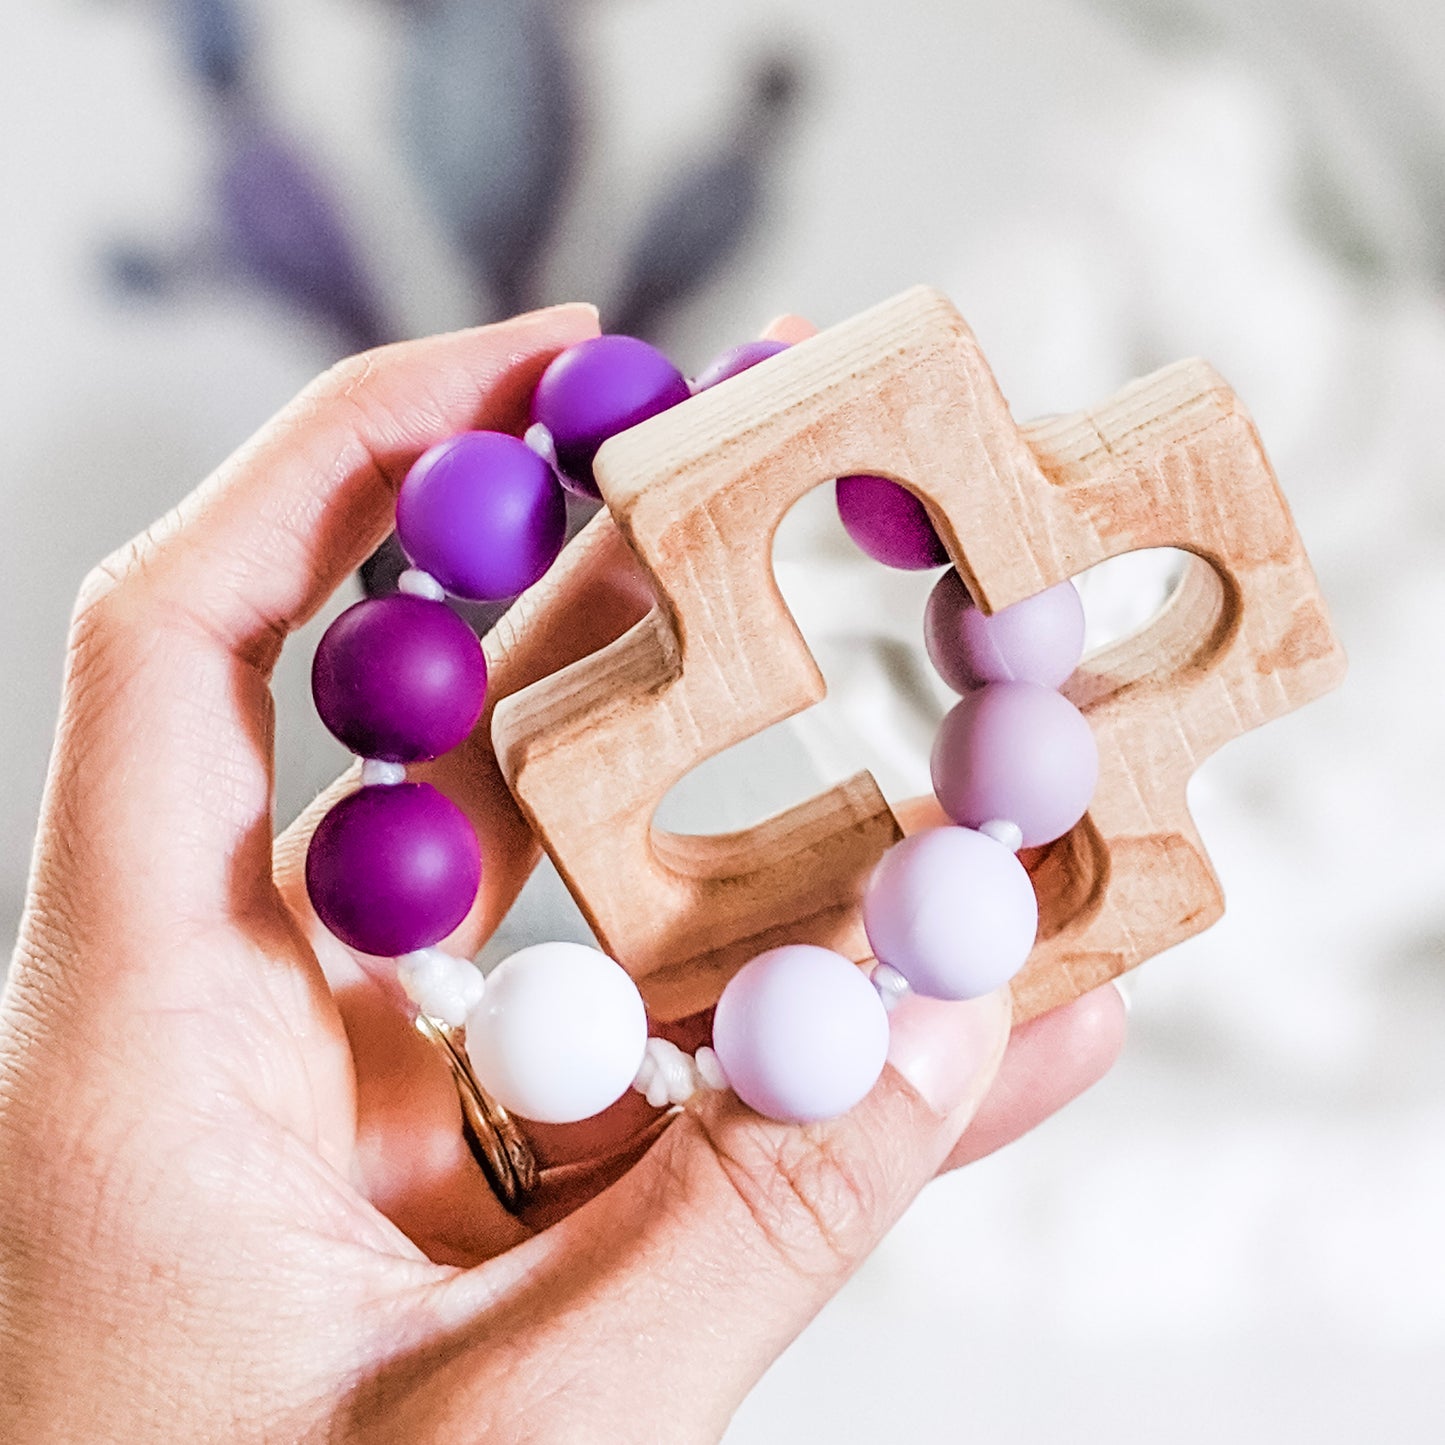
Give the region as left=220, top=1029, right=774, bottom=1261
left=304, top=330, right=1099, bottom=1136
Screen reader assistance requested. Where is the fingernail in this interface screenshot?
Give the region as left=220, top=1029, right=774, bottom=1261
left=887, top=989, right=1012, bottom=1119
left=550, top=300, right=601, bottom=326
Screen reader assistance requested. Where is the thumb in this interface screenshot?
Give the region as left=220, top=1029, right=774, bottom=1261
left=438, top=988, right=1012, bottom=1440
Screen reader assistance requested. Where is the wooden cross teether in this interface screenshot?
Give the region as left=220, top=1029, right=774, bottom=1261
left=488, top=287, right=1346, bottom=1024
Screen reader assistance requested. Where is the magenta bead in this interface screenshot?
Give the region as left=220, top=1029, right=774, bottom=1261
left=312, top=595, right=486, bottom=763
left=931, top=682, right=1098, bottom=847
left=712, top=945, right=889, bottom=1124
left=530, top=335, right=690, bottom=498
left=692, top=338, right=790, bottom=391
left=396, top=431, right=566, bottom=601
left=864, top=828, right=1038, bottom=1000
left=926, top=569, right=1085, bottom=693
left=305, top=783, right=480, bottom=957
left=835, top=474, right=948, bottom=570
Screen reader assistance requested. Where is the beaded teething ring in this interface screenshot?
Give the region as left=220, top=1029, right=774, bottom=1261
left=304, top=327, right=1099, bottom=1192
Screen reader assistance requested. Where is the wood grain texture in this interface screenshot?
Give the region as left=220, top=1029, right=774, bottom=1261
left=490, top=287, right=1346, bottom=1022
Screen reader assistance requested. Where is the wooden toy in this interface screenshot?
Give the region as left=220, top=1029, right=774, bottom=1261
left=488, top=287, right=1347, bottom=1025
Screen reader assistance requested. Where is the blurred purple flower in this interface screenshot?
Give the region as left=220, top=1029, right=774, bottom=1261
left=215, top=113, right=389, bottom=350
left=173, top=0, right=247, bottom=94
left=610, top=56, right=803, bottom=338
left=399, top=0, right=577, bottom=316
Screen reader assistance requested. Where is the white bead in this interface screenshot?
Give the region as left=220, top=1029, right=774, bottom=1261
left=464, top=942, right=647, bottom=1125
left=398, top=568, right=446, bottom=601
left=361, top=758, right=407, bottom=786
left=397, top=948, right=484, bottom=1028
left=978, top=818, right=1024, bottom=852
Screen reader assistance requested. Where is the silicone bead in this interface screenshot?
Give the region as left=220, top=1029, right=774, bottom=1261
left=305, top=783, right=481, bottom=957
left=692, top=338, right=789, bottom=391
left=931, top=682, right=1098, bottom=848
left=464, top=943, right=648, bottom=1125
left=530, top=335, right=690, bottom=497
left=835, top=474, right=948, bottom=571
left=712, top=945, right=890, bottom=1124
left=312, top=595, right=486, bottom=762
left=863, top=828, right=1038, bottom=1000
left=396, top=431, right=566, bottom=600
left=693, top=341, right=946, bottom=572
left=925, top=569, right=1085, bottom=693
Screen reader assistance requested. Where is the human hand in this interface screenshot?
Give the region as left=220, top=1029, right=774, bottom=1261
left=0, top=305, right=1124, bottom=1443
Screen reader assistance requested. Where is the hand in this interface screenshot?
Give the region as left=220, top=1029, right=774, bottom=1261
left=0, top=305, right=1125, bottom=1443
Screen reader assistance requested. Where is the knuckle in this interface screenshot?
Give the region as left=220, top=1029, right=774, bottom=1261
left=307, top=340, right=412, bottom=419
left=312, top=345, right=384, bottom=400
left=72, top=520, right=173, bottom=641
left=74, top=548, right=138, bottom=626
left=689, top=1111, right=885, bottom=1280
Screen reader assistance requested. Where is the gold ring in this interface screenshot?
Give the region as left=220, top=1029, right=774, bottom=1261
left=414, top=1013, right=539, bottom=1215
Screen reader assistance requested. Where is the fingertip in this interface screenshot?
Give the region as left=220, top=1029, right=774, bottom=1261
left=761, top=313, right=818, bottom=344
left=942, top=980, right=1128, bottom=1171
left=520, top=300, right=601, bottom=334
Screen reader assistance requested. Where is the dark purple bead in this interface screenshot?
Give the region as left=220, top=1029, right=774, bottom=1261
left=835, top=473, right=949, bottom=570
left=530, top=335, right=690, bottom=497
left=692, top=338, right=790, bottom=391
left=396, top=431, right=566, bottom=601
left=306, top=783, right=481, bottom=957
left=312, top=595, right=486, bottom=763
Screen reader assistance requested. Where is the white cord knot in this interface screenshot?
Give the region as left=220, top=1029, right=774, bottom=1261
left=398, top=568, right=446, bottom=601
left=632, top=1038, right=729, bottom=1109
left=397, top=948, right=485, bottom=1029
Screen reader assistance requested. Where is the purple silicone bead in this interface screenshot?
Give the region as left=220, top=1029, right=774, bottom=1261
left=396, top=431, right=566, bottom=601
left=312, top=595, right=486, bottom=763
left=835, top=474, right=948, bottom=571
left=530, top=335, right=691, bottom=497
left=931, top=682, right=1099, bottom=848
left=695, top=341, right=948, bottom=573
left=712, top=944, right=889, bottom=1124
left=691, top=338, right=790, bottom=391
left=926, top=569, right=1085, bottom=693
left=305, top=783, right=481, bottom=957
left=864, top=828, right=1038, bottom=1000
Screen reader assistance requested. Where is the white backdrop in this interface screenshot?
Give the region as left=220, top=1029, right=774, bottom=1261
left=3, top=2, right=1443, bottom=1440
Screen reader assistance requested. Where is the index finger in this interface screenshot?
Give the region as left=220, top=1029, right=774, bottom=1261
left=50, top=304, right=599, bottom=930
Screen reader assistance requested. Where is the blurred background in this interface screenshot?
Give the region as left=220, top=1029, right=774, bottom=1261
left=3, top=0, right=1444, bottom=1439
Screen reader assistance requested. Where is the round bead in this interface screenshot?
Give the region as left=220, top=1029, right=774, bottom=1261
left=305, top=783, right=480, bottom=957
left=925, top=569, right=1085, bottom=693
left=931, top=682, right=1098, bottom=848
left=864, top=828, right=1038, bottom=1000
left=692, top=338, right=789, bottom=391
left=835, top=474, right=948, bottom=570
left=711, top=945, right=889, bottom=1124
left=395, top=431, right=566, bottom=601
left=693, top=339, right=947, bottom=575
left=464, top=943, right=648, bottom=1125
left=311, top=595, right=487, bottom=762
left=530, top=335, right=691, bottom=497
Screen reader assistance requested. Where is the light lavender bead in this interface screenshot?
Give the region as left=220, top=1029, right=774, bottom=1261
left=864, top=828, right=1038, bottom=1000
left=712, top=945, right=890, bottom=1124
left=925, top=569, right=1085, bottom=693
left=931, top=682, right=1098, bottom=848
